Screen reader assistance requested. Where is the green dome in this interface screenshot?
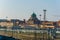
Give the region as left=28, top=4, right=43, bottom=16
left=28, top=12, right=39, bottom=21
left=31, top=12, right=36, bottom=18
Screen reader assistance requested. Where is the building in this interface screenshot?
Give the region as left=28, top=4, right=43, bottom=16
left=0, top=19, right=13, bottom=28
left=40, top=21, right=54, bottom=28
left=27, top=12, right=40, bottom=27
left=56, top=20, right=60, bottom=27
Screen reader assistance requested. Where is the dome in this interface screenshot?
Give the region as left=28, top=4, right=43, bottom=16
left=31, top=12, right=36, bottom=18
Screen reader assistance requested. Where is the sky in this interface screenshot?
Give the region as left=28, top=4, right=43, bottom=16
left=0, top=0, right=60, bottom=21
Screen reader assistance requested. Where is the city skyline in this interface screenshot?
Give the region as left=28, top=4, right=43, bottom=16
left=0, top=0, right=60, bottom=21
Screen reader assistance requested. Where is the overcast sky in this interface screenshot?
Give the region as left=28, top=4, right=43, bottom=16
left=0, top=0, right=60, bottom=21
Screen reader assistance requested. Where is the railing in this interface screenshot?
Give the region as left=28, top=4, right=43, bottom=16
left=0, top=28, right=55, bottom=40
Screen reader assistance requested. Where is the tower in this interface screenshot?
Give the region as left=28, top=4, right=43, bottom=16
left=43, top=9, right=47, bottom=28
left=43, top=9, right=46, bottom=21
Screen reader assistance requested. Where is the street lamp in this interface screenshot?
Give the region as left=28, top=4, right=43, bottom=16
left=40, top=14, right=41, bottom=21
left=39, top=14, right=41, bottom=40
